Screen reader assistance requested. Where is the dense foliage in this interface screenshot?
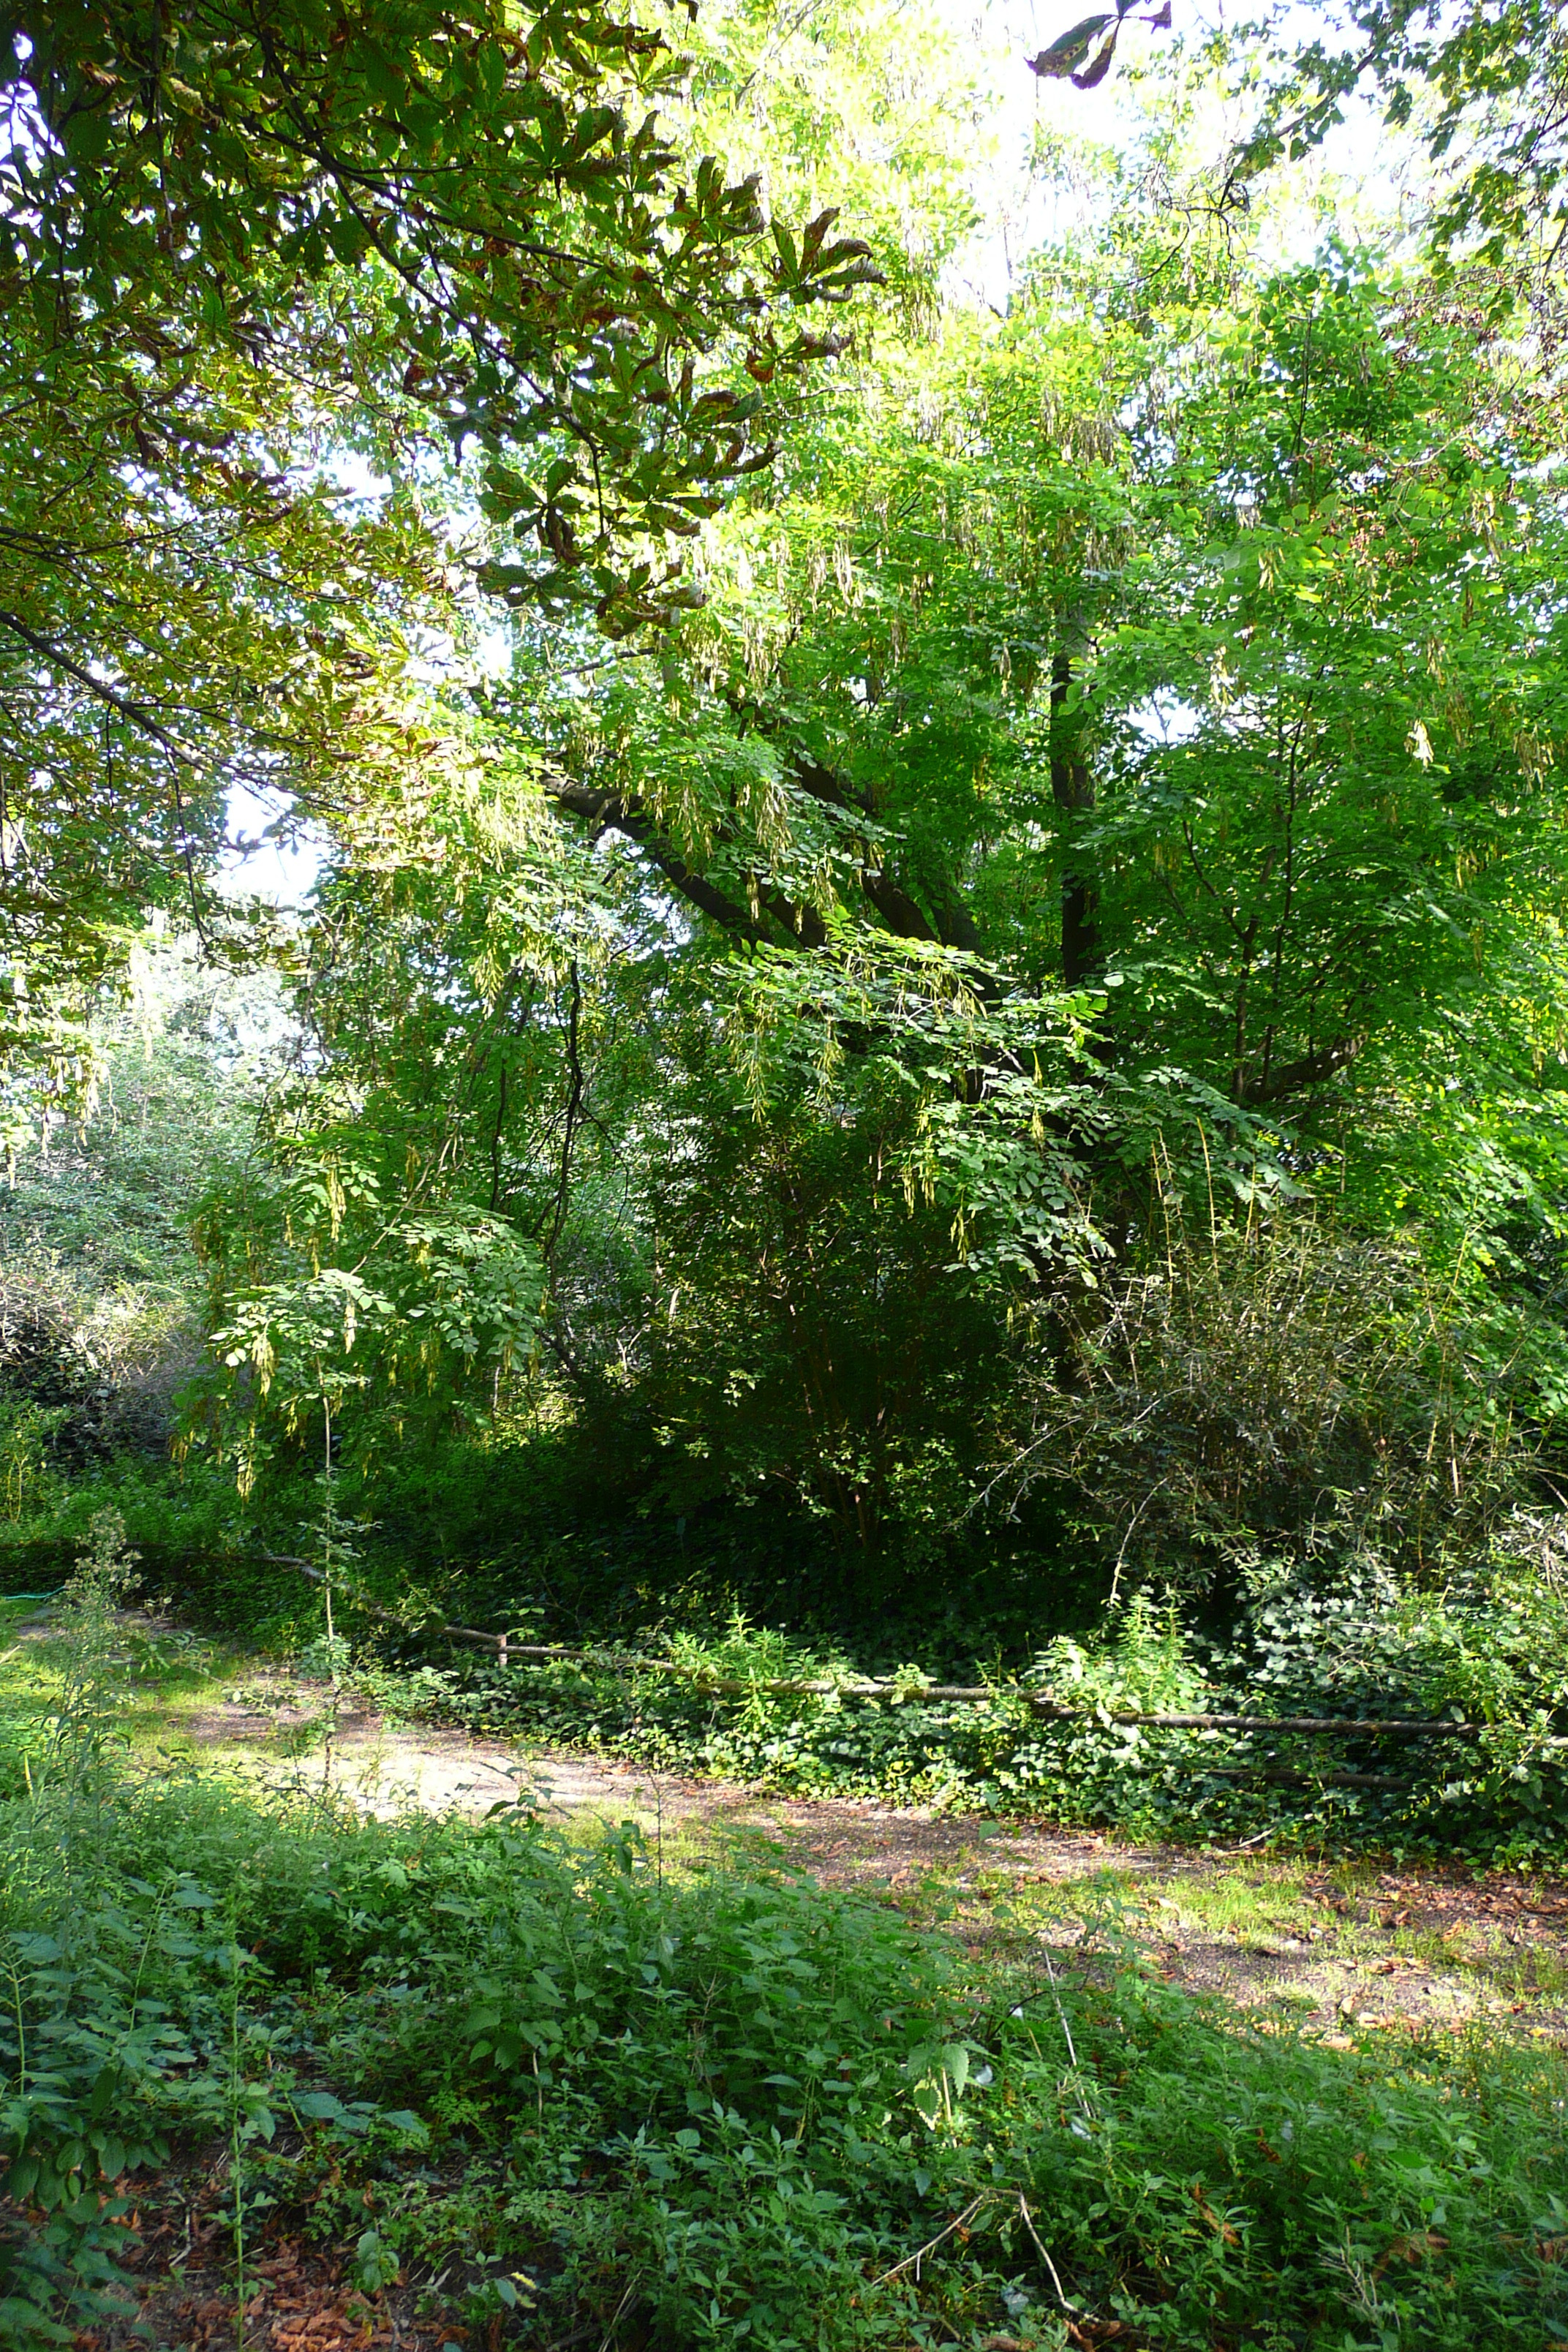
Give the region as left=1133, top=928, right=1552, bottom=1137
left=7, top=3, right=1568, bottom=2339
left=4, top=1549, right=1567, bottom=2349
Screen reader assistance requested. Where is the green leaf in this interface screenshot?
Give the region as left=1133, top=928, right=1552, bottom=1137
left=1028, top=13, right=1115, bottom=78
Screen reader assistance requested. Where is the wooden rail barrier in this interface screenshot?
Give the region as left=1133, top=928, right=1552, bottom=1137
left=266, top=1554, right=1488, bottom=1753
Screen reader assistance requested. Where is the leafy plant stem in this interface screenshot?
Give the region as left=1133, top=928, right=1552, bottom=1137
left=227, top=1889, right=247, bottom=2352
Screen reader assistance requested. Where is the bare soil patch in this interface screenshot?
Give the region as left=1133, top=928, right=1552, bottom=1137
left=159, top=1661, right=1568, bottom=2049
left=69, top=2159, right=445, bottom=2352
left=16, top=1613, right=1567, bottom=2049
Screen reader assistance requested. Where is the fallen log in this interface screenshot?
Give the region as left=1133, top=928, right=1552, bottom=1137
left=263, top=1555, right=1485, bottom=1740
left=1195, top=1766, right=1411, bottom=1790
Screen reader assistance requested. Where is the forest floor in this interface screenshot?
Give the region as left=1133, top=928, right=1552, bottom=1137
left=8, top=1599, right=1568, bottom=2351
left=10, top=1600, right=1558, bottom=2054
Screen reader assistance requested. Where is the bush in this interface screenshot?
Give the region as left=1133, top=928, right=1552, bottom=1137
left=0, top=1253, right=199, bottom=1469
left=993, top=1215, right=1542, bottom=1594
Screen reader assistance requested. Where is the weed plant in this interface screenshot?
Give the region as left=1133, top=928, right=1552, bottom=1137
left=3, top=1533, right=1568, bottom=2348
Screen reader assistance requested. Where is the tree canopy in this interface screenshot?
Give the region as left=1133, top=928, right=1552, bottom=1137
left=7, top=0, right=1568, bottom=1584
left=7, top=0, right=881, bottom=608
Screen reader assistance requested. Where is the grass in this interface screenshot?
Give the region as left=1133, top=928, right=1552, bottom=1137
left=6, top=1759, right=1568, bottom=2350
left=0, top=1594, right=425, bottom=1809
left=5, top=1541, right=1568, bottom=2348
left=1, top=1591, right=247, bottom=1756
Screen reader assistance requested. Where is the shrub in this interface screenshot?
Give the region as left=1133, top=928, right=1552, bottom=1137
left=992, top=1215, right=1540, bottom=1594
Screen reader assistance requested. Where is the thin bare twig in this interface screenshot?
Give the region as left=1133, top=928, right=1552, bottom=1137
left=1016, top=2195, right=1081, bottom=2317
left=870, top=2194, right=992, bottom=2288
left=595, top=2275, right=638, bottom=2352
left=1039, top=1948, right=1079, bottom=2072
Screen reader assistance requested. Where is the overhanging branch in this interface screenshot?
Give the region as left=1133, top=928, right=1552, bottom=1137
left=0, top=606, right=192, bottom=764
left=548, top=778, right=774, bottom=946
left=549, top=777, right=831, bottom=949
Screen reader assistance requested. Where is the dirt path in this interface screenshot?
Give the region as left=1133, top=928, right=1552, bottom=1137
left=154, top=1662, right=1568, bottom=2051
left=10, top=1600, right=1564, bottom=2049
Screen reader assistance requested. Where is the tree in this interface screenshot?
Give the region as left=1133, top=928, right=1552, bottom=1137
left=1236, top=1, right=1568, bottom=269
left=533, top=249, right=1568, bottom=1127
left=165, top=0, right=1015, bottom=1515
left=34, top=2, right=1559, bottom=1584
left=461, top=235, right=1568, bottom=1560
left=4, top=0, right=878, bottom=630
left=0, top=297, right=475, bottom=1136
left=0, top=0, right=892, bottom=1125
left=187, top=797, right=581, bottom=1490
left=1032, top=2, right=1568, bottom=276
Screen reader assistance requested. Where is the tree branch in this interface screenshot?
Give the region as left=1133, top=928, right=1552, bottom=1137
left=791, top=755, right=972, bottom=946
left=549, top=779, right=772, bottom=943
left=0, top=606, right=192, bottom=764
left=1243, top=1034, right=1364, bottom=1106
left=549, top=778, right=832, bottom=948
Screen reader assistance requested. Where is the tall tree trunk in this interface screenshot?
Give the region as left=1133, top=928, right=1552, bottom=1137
left=1050, top=648, right=1099, bottom=989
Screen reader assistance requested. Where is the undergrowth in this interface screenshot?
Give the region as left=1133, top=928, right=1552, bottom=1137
left=333, top=1578, right=1568, bottom=1869
left=3, top=1523, right=1567, bottom=2348
left=15, top=1436, right=1568, bottom=1865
